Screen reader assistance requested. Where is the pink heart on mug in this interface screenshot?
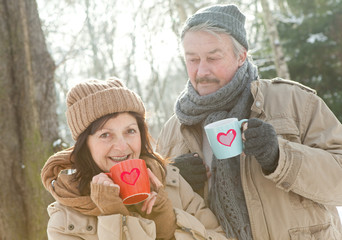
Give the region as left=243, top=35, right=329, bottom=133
left=120, top=168, right=140, bottom=185
left=217, top=129, right=236, bottom=147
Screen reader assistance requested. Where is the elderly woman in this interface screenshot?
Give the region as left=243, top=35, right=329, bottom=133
left=41, top=77, right=229, bottom=240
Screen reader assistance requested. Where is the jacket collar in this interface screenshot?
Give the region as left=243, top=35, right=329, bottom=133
left=180, top=123, right=203, bottom=156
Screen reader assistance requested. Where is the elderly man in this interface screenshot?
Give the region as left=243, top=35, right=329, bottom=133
left=157, top=4, right=342, bottom=240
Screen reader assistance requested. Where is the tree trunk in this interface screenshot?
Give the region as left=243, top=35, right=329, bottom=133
left=260, top=0, right=291, bottom=79
left=0, top=0, right=57, bottom=239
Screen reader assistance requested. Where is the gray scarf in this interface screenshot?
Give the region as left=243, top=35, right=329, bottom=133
left=175, top=60, right=258, bottom=239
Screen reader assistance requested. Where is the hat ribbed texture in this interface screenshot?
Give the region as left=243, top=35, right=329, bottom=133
left=66, top=77, right=145, bottom=140
left=182, top=4, right=248, bottom=50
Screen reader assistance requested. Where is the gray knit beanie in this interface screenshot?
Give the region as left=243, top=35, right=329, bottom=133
left=181, top=4, right=248, bottom=50
left=66, top=77, right=145, bottom=140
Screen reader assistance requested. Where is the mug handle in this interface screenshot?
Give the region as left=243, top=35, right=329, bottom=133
left=238, top=119, right=248, bottom=129
left=239, top=119, right=248, bottom=151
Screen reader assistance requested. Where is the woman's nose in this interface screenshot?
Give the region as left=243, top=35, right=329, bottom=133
left=111, top=137, right=128, bottom=151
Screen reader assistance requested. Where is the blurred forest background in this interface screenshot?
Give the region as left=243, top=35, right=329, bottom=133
left=38, top=0, right=342, bottom=143
left=0, top=0, right=341, bottom=239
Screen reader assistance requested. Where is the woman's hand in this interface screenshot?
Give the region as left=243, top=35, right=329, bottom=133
left=92, top=172, right=119, bottom=188
left=141, top=168, right=163, bottom=214
left=90, top=173, right=129, bottom=215
left=136, top=168, right=176, bottom=239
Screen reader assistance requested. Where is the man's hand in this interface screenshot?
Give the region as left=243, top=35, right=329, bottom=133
left=244, top=118, right=279, bottom=174
left=171, top=153, right=208, bottom=191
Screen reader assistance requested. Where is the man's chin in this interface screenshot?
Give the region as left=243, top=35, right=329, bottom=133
left=197, top=85, right=220, bottom=96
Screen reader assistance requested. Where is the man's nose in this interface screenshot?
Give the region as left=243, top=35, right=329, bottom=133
left=197, top=60, right=210, bottom=78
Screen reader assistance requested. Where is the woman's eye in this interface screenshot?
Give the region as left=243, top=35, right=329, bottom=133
left=99, top=132, right=110, bottom=138
left=127, top=129, right=136, bottom=134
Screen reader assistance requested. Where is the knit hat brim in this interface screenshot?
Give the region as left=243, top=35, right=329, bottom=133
left=66, top=81, right=145, bottom=140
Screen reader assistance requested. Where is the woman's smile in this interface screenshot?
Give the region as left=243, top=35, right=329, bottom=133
left=87, top=112, right=142, bottom=172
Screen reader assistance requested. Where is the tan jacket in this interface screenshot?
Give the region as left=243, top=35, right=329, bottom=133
left=47, top=165, right=228, bottom=240
left=156, top=78, right=342, bottom=240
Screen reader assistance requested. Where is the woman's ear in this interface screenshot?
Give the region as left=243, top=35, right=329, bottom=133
left=238, top=51, right=247, bottom=66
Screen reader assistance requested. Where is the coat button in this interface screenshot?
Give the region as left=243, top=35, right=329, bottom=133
left=281, top=182, right=290, bottom=189
left=255, top=101, right=261, bottom=108
left=172, top=180, right=176, bottom=184
left=86, top=225, right=93, bottom=231
left=68, top=224, right=74, bottom=230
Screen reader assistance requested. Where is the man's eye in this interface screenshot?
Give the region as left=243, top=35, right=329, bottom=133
left=208, top=57, right=218, bottom=61
left=188, top=58, right=199, bottom=63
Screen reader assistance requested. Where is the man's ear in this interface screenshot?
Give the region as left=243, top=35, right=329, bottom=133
left=238, top=51, right=247, bottom=66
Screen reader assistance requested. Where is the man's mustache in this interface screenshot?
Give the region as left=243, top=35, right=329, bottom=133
left=195, top=77, right=220, bottom=84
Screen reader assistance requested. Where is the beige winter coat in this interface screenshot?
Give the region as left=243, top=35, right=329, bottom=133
left=46, top=165, right=228, bottom=240
left=156, top=78, right=342, bottom=239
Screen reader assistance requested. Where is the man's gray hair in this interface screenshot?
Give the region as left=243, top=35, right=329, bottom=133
left=181, top=22, right=246, bottom=59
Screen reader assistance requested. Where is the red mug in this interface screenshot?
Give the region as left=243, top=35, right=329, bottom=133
left=105, top=159, right=150, bottom=205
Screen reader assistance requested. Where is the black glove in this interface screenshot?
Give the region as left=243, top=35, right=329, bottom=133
left=244, top=118, right=279, bottom=174
left=171, top=153, right=207, bottom=191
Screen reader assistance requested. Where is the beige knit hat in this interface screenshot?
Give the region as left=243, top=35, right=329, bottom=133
left=66, top=77, right=145, bottom=140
